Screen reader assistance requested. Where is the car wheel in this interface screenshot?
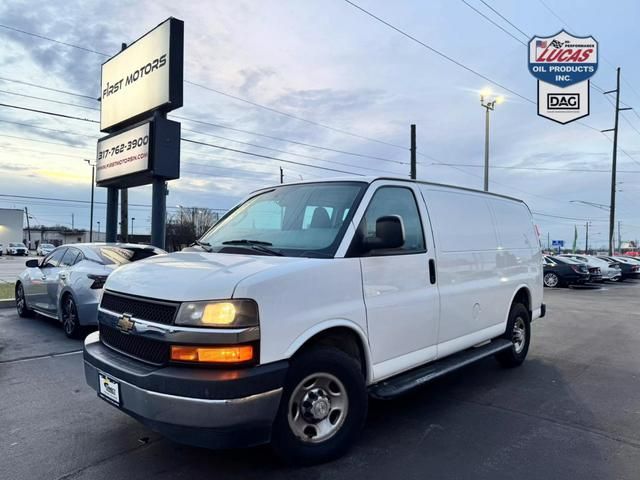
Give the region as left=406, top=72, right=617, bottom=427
left=15, top=283, right=33, bottom=318
left=543, top=272, right=560, bottom=288
left=61, top=295, right=82, bottom=339
left=495, top=302, right=531, bottom=368
left=271, top=347, right=368, bottom=465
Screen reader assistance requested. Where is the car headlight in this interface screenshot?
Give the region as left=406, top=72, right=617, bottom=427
left=175, top=299, right=259, bottom=328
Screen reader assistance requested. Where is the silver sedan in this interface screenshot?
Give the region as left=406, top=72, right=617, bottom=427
left=15, top=243, right=165, bottom=338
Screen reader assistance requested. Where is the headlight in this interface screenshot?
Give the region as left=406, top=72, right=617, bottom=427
left=175, top=299, right=258, bottom=328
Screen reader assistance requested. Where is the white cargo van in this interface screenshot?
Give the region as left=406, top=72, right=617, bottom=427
left=83, top=177, right=544, bottom=464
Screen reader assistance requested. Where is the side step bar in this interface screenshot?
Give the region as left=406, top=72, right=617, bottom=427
left=369, top=339, right=513, bottom=399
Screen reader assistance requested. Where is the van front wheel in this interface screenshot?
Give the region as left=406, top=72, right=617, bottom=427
left=271, top=347, right=367, bottom=465
left=495, top=303, right=531, bottom=368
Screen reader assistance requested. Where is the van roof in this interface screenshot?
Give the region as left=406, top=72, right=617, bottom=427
left=260, top=176, right=526, bottom=205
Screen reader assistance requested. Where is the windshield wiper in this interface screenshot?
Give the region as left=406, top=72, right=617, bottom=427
left=222, top=239, right=283, bottom=256
left=193, top=239, right=212, bottom=251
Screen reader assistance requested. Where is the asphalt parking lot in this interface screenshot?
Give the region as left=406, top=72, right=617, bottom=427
left=1, top=282, right=639, bottom=480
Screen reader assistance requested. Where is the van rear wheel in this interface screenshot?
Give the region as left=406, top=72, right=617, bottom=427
left=271, top=347, right=367, bottom=465
left=495, top=303, right=530, bottom=368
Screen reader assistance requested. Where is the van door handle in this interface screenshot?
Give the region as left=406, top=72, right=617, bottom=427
left=429, top=259, right=437, bottom=284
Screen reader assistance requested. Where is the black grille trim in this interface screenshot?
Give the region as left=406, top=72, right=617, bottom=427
left=101, top=291, right=178, bottom=325
left=100, top=324, right=169, bottom=365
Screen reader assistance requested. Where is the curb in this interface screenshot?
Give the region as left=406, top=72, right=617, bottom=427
left=0, top=299, right=14, bottom=309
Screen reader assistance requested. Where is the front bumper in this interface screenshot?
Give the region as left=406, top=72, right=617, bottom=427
left=83, top=331, right=287, bottom=449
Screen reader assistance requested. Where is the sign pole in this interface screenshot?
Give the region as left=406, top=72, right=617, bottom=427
left=151, top=177, right=167, bottom=249
left=106, top=187, right=118, bottom=242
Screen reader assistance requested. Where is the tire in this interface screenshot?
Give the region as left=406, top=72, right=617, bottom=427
left=495, top=303, right=531, bottom=368
left=543, top=272, right=560, bottom=288
left=15, top=282, right=33, bottom=318
left=271, top=347, right=368, bottom=465
left=61, top=294, right=82, bottom=339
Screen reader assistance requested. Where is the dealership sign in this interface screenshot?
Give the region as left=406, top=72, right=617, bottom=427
left=97, top=122, right=150, bottom=185
left=100, top=18, right=183, bottom=132
left=528, top=30, right=598, bottom=124
left=96, top=115, right=181, bottom=188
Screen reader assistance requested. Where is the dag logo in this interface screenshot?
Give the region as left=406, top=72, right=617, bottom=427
left=528, top=30, right=598, bottom=87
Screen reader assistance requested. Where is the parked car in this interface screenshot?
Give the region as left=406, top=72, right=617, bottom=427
left=543, top=255, right=590, bottom=287
left=598, top=256, right=640, bottom=281
left=559, top=254, right=620, bottom=282
left=36, top=243, right=55, bottom=256
left=7, top=242, right=28, bottom=256
left=15, top=243, right=166, bottom=338
left=0, top=242, right=3, bottom=256
left=83, top=178, right=545, bottom=464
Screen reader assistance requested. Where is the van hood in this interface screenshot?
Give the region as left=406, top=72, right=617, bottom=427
left=104, top=251, right=307, bottom=301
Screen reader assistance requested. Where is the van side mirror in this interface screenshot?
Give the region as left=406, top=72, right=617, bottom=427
left=26, top=259, right=39, bottom=268
left=363, top=215, right=405, bottom=251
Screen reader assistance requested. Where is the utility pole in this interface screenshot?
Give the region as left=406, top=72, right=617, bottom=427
left=85, top=160, right=95, bottom=242
left=72, top=213, right=74, bottom=230
left=618, top=220, right=622, bottom=253
left=547, top=232, right=550, bottom=251
left=280, top=167, right=284, bottom=184
left=585, top=221, right=589, bottom=254
left=24, top=207, right=31, bottom=250
left=479, top=90, right=503, bottom=192
left=410, top=124, right=417, bottom=180
left=602, top=67, right=632, bottom=255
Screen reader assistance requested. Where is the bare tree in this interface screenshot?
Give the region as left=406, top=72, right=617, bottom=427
left=166, top=207, right=219, bottom=251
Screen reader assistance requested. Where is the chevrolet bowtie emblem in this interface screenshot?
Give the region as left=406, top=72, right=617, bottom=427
left=117, top=314, right=135, bottom=333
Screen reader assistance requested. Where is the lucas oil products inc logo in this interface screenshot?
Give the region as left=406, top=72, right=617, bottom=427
left=528, top=30, right=598, bottom=124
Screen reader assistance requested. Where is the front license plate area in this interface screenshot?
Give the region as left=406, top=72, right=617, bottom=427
left=98, top=373, right=121, bottom=406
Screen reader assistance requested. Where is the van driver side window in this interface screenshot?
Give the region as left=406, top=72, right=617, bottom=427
left=355, top=186, right=426, bottom=255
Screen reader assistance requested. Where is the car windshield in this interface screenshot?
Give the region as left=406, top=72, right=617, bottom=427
left=41, top=244, right=54, bottom=248
left=199, top=182, right=366, bottom=258
left=90, top=246, right=160, bottom=265
left=10, top=243, right=25, bottom=248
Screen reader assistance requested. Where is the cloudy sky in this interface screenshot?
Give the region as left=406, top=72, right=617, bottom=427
left=1, top=0, right=640, bottom=248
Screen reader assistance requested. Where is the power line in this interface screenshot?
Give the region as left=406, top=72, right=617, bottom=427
left=0, top=24, right=407, bottom=152
left=460, top=0, right=526, bottom=46
left=184, top=80, right=407, bottom=151
left=1, top=75, right=408, bottom=166
left=181, top=137, right=365, bottom=176
left=429, top=162, right=640, bottom=174
left=0, top=23, right=109, bottom=56
left=0, top=76, right=97, bottom=100
left=0, top=102, right=99, bottom=123
left=343, top=0, right=535, bottom=104
left=182, top=127, right=402, bottom=175
left=0, top=89, right=99, bottom=111
left=478, top=0, right=529, bottom=37
left=0, top=118, right=96, bottom=138
left=0, top=193, right=229, bottom=211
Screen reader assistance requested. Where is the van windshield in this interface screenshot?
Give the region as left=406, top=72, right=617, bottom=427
left=200, top=182, right=366, bottom=258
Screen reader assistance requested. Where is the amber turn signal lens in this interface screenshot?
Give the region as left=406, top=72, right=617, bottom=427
left=170, top=345, right=254, bottom=363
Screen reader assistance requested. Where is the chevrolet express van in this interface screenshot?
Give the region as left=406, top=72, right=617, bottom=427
left=84, top=177, right=544, bottom=464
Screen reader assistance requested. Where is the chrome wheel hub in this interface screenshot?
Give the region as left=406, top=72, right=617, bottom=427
left=288, top=373, right=348, bottom=444
left=512, top=317, right=526, bottom=354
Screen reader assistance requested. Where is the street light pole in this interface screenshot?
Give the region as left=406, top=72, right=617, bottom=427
left=479, top=89, right=504, bottom=192
left=97, top=221, right=101, bottom=239
left=131, top=217, right=135, bottom=237
left=84, top=159, right=95, bottom=242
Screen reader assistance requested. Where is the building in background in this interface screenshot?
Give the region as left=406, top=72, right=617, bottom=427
left=0, top=208, right=24, bottom=250
left=23, top=226, right=106, bottom=248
